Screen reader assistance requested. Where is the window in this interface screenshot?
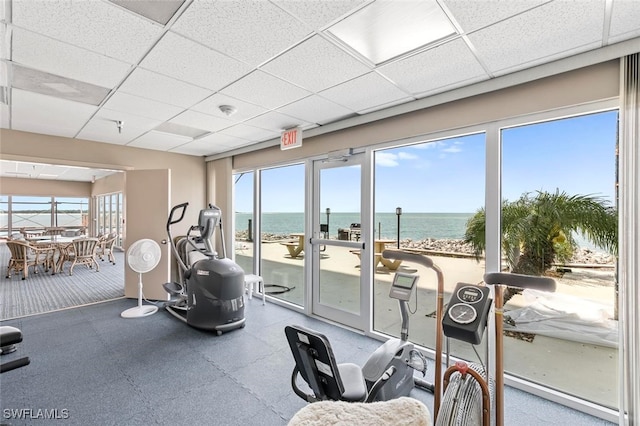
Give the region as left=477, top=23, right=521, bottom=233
left=373, top=133, right=486, bottom=359
left=55, top=197, right=89, bottom=228
left=500, top=110, right=618, bottom=408
left=259, top=164, right=305, bottom=306
left=234, top=171, right=255, bottom=274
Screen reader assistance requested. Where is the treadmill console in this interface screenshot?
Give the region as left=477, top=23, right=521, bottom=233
left=388, top=272, right=418, bottom=301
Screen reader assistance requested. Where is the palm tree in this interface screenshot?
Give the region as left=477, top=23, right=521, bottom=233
left=464, top=190, right=617, bottom=301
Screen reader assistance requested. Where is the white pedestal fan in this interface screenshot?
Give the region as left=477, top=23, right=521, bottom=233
left=121, top=238, right=161, bottom=319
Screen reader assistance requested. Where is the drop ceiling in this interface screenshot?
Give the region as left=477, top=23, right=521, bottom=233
left=1, top=0, right=640, bottom=182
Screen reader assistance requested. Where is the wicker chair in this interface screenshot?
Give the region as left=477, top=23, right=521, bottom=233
left=5, top=240, right=38, bottom=280
left=64, top=238, right=101, bottom=276
left=96, top=232, right=117, bottom=265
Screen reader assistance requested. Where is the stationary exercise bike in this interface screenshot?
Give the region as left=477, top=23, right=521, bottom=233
left=163, top=202, right=245, bottom=335
left=383, top=250, right=557, bottom=425
left=285, top=265, right=440, bottom=403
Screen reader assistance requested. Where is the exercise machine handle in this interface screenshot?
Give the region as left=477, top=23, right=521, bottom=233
left=381, top=249, right=434, bottom=268
left=483, top=272, right=556, bottom=292
left=168, top=202, right=189, bottom=228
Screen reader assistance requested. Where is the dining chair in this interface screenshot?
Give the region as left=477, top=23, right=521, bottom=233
left=64, top=238, right=101, bottom=276
left=96, top=232, right=117, bottom=265
left=31, top=243, right=56, bottom=273
left=5, top=240, right=38, bottom=280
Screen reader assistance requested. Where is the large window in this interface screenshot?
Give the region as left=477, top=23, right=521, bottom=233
left=373, top=133, right=486, bottom=360
left=500, top=110, right=618, bottom=409
left=95, top=193, right=123, bottom=246
left=234, top=171, right=255, bottom=274
left=55, top=197, right=89, bottom=228
left=259, top=164, right=305, bottom=306
left=230, top=106, right=621, bottom=419
left=0, top=195, right=89, bottom=237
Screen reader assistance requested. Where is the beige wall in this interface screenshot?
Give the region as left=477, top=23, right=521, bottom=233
left=233, top=61, right=619, bottom=170
left=91, top=171, right=124, bottom=197
left=0, top=129, right=208, bottom=232
left=0, top=176, right=91, bottom=197
left=207, top=158, right=233, bottom=255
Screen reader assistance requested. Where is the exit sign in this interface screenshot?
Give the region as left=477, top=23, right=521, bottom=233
left=280, top=127, right=302, bottom=150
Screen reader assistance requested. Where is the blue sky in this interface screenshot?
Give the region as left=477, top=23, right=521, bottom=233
left=235, top=110, right=618, bottom=213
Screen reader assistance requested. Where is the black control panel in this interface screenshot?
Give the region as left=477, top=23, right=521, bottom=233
left=442, top=282, right=492, bottom=345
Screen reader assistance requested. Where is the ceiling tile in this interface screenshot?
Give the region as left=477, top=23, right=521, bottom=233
left=191, top=93, right=269, bottom=122
left=169, top=110, right=234, bottom=133
left=243, top=110, right=312, bottom=133
left=11, top=29, right=132, bottom=88
left=468, top=1, right=605, bottom=74
left=118, top=68, right=213, bottom=108
left=0, top=61, right=7, bottom=86
left=170, top=133, right=250, bottom=156
left=220, top=70, right=311, bottom=110
left=12, top=0, right=163, bottom=64
left=127, top=130, right=192, bottom=151
left=261, top=35, right=371, bottom=92
left=77, top=107, right=161, bottom=145
left=379, top=38, right=487, bottom=97
left=319, top=72, right=413, bottom=113
left=276, top=94, right=356, bottom=125
left=442, top=0, right=548, bottom=34
left=272, top=0, right=367, bottom=29
left=218, top=123, right=279, bottom=142
left=11, top=88, right=97, bottom=138
left=1, top=103, right=9, bottom=128
left=102, top=91, right=184, bottom=122
left=140, top=31, right=252, bottom=91
left=170, top=0, right=312, bottom=67
left=608, top=0, right=640, bottom=43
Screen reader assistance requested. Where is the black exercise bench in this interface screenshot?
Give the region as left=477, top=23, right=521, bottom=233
left=1, top=326, right=30, bottom=373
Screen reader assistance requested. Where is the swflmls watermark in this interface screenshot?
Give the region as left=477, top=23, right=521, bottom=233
left=3, top=408, right=69, bottom=420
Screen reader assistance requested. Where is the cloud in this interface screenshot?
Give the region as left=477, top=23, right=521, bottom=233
left=442, top=146, right=462, bottom=153
left=375, top=152, right=399, bottom=167
left=376, top=151, right=420, bottom=167
left=398, top=152, right=418, bottom=160
left=414, top=140, right=463, bottom=154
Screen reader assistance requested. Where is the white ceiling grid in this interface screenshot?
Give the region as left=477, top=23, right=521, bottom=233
left=0, top=0, right=639, bottom=183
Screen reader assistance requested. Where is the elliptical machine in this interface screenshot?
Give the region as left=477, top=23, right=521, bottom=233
left=163, top=202, right=245, bottom=335
left=285, top=270, right=431, bottom=403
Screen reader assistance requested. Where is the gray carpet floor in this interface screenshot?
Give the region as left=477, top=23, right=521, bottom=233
left=0, top=297, right=614, bottom=425
left=0, top=242, right=124, bottom=320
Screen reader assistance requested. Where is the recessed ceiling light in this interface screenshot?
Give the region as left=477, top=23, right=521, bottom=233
left=326, top=0, right=457, bottom=65
left=42, top=82, right=80, bottom=94
left=109, top=0, right=186, bottom=25
left=155, top=122, right=209, bottom=139
left=11, top=64, right=110, bottom=106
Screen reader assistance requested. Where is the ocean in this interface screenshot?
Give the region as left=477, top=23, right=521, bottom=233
left=235, top=212, right=472, bottom=241
left=235, top=211, right=600, bottom=250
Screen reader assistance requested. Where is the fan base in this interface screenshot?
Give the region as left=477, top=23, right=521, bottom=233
left=121, top=305, right=158, bottom=318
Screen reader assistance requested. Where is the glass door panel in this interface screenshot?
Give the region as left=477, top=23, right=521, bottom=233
left=311, top=154, right=366, bottom=329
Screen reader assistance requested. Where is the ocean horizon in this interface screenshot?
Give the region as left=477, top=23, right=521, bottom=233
left=236, top=212, right=470, bottom=240
left=235, top=211, right=600, bottom=250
